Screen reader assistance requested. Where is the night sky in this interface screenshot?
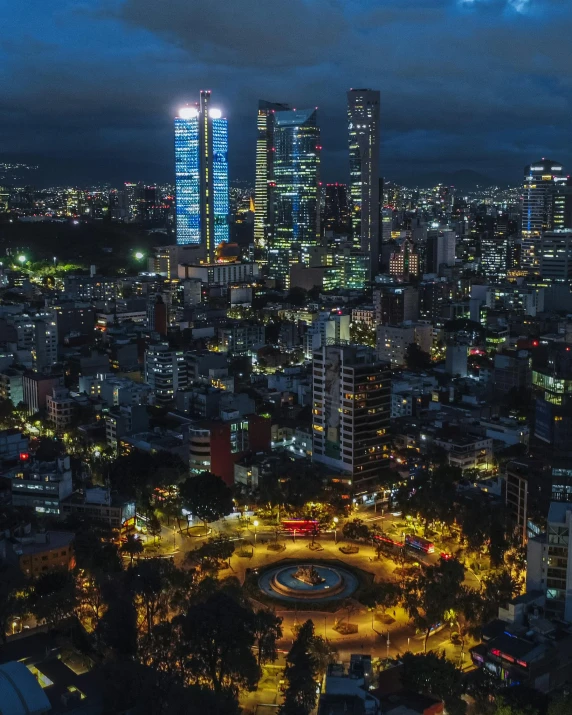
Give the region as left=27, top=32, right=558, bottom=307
left=1, top=0, right=571, bottom=187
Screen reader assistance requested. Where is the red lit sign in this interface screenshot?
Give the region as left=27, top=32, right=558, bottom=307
left=19, top=452, right=29, bottom=461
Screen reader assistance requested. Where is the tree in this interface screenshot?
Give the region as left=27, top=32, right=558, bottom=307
left=0, top=566, right=30, bottom=643
left=280, top=619, right=319, bottom=715
left=342, top=518, right=371, bottom=542
left=128, top=558, right=182, bottom=640
left=548, top=694, right=572, bottom=715
left=190, top=535, right=235, bottom=571
left=253, top=609, right=283, bottom=666
left=97, top=595, right=138, bottom=657
left=121, top=534, right=144, bottom=566
left=403, top=558, right=465, bottom=653
left=360, top=581, right=400, bottom=615
left=405, top=342, right=432, bottom=371
left=31, top=570, right=78, bottom=628
left=179, top=472, right=233, bottom=532
left=181, top=589, right=260, bottom=696
left=147, top=511, right=162, bottom=544
left=400, top=652, right=466, bottom=715
left=479, top=570, right=521, bottom=624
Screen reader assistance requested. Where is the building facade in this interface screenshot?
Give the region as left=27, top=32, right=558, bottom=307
left=269, top=108, right=321, bottom=285
left=312, top=345, right=390, bottom=488
left=347, top=89, right=380, bottom=280
left=254, top=100, right=290, bottom=250
left=521, top=159, right=565, bottom=272
left=175, top=91, right=229, bottom=260
left=144, top=343, right=188, bottom=403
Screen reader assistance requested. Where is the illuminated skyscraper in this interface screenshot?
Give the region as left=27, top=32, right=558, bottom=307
left=324, top=183, right=349, bottom=234
left=175, top=91, right=229, bottom=261
left=269, top=107, right=321, bottom=285
left=254, top=100, right=290, bottom=250
left=347, top=89, right=380, bottom=279
left=521, top=159, right=565, bottom=272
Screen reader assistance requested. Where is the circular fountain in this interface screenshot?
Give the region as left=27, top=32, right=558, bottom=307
left=258, top=561, right=358, bottom=603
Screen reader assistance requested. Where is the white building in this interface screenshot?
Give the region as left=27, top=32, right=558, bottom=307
left=527, top=501, right=572, bottom=621
left=376, top=322, right=432, bottom=367
left=144, top=343, right=188, bottom=403
left=304, top=312, right=350, bottom=359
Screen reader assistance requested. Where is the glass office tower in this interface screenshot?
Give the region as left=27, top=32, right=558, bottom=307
left=175, top=91, right=229, bottom=261
left=254, top=100, right=290, bottom=251
left=270, top=107, right=320, bottom=286
left=521, top=159, right=565, bottom=272
left=347, top=89, right=380, bottom=280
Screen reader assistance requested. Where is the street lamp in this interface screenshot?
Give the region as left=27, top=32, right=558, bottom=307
left=333, top=517, right=339, bottom=544
left=18, top=255, right=26, bottom=264
left=135, top=251, right=144, bottom=261
left=386, top=632, right=391, bottom=659
left=172, top=525, right=176, bottom=550
left=253, top=519, right=259, bottom=544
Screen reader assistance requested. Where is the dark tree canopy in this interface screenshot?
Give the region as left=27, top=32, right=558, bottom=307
left=179, top=472, right=233, bottom=527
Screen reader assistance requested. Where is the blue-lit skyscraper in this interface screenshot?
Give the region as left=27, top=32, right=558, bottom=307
left=175, top=91, right=229, bottom=261
left=268, top=107, right=321, bottom=286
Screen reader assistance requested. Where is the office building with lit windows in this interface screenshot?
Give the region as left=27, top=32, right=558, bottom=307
left=347, top=89, right=380, bottom=279
left=540, top=230, right=572, bottom=281
left=521, top=159, right=565, bottom=272
left=312, top=345, right=390, bottom=488
left=144, top=343, right=188, bottom=404
left=175, top=91, right=229, bottom=261
left=270, top=107, right=321, bottom=285
left=254, top=100, right=290, bottom=250
left=324, top=183, right=350, bottom=234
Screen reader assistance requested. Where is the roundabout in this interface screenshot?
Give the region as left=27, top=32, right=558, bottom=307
left=258, top=560, right=360, bottom=603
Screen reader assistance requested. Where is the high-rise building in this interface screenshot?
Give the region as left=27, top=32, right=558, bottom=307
left=389, top=239, right=420, bottom=278
left=254, top=100, right=290, bottom=250
left=481, top=235, right=508, bottom=277
left=425, top=228, right=456, bottom=274
left=521, top=159, right=565, bottom=272
left=144, top=343, right=188, bottom=404
left=324, top=183, right=350, bottom=234
left=347, top=89, right=380, bottom=279
left=312, top=345, right=390, bottom=488
left=175, top=91, right=229, bottom=261
left=269, top=108, right=321, bottom=285
left=540, top=229, right=572, bottom=281
left=374, top=285, right=419, bottom=325
left=552, top=177, right=572, bottom=231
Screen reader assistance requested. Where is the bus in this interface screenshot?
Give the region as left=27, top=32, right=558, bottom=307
left=373, top=534, right=404, bottom=548
left=405, top=534, right=435, bottom=553
left=281, top=519, right=319, bottom=535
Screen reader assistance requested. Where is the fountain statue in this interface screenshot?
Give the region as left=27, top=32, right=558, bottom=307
left=292, top=564, right=325, bottom=586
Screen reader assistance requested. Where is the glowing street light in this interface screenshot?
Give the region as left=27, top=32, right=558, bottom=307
left=333, top=517, right=339, bottom=544
left=18, top=255, right=26, bottom=264
left=253, top=519, right=259, bottom=545
left=134, top=251, right=145, bottom=261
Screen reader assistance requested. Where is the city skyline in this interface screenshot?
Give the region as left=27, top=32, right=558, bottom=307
left=2, top=0, right=572, bottom=186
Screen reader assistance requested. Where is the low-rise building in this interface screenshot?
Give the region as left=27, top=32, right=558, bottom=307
left=0, top=368, right=24, bottom=405
left=105, top=405, right=149, bottom=450
left=8, top=531, right=75, bottom=578
left=61, top=487, right=136, bottom=528
left=433, top=433, right=493, bottom=472
left=8, top=455, right=72, bottom=515
left=189, top=413, right=272, bottom=486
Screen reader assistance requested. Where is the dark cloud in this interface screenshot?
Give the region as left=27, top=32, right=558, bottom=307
left=0, top=0, right=571, bottom=185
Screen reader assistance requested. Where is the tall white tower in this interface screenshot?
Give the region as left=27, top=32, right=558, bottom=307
left=347, top=89, right=380, bottom=280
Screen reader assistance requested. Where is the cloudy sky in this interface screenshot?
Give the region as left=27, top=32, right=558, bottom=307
left=1, top=0, right=571, bottom=186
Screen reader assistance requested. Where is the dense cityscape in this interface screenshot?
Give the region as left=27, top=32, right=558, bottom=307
left=1, top=8, right=572, bottom=715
